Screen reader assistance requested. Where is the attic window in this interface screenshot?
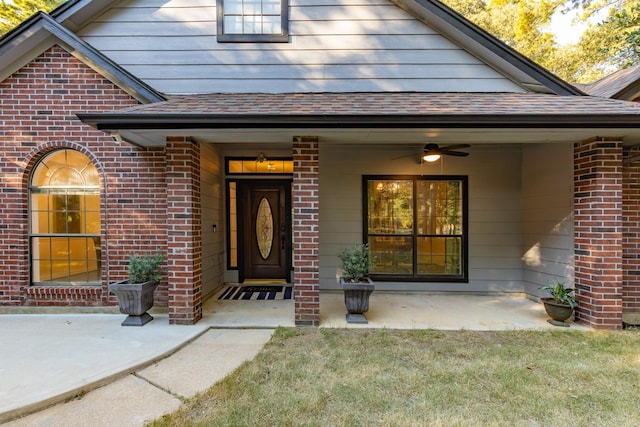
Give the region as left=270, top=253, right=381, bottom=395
left=217, top=0, right=289, bottom=43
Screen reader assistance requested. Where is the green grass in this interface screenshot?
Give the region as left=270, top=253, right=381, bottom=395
left=150, top=328, right=640, bottom=427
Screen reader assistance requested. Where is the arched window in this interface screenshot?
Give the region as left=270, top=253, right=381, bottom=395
left=29, top=150, right=101, bottom=285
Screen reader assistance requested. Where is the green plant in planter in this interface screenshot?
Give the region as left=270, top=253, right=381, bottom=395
left=109, top=252, right=167, bottom=326
left=337, top=243, right=372, bottom=283
left=128, top=252, right=166, bottom=284
left=338, top=244, right=375, bottom=324
left=539, top=280, right=576, bottom=309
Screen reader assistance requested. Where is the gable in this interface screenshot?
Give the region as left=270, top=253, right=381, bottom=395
left=74, top=0, right=528, bottom=94
left=0, top=12, right=164, bottom=103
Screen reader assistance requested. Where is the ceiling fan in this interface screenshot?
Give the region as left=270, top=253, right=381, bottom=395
left=393, top=143, right=470, bottom=163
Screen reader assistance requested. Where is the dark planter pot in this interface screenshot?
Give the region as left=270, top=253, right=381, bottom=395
left=542, top=298, right=574, bottom=326
left=108, top=280, right=159, bottom=326
left=340, top=277, right=375, bottom=324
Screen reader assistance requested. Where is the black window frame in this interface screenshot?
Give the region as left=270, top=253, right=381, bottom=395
left=216, top=0, right=289, bottom=43
left=363, top=175, right=469, bottom=283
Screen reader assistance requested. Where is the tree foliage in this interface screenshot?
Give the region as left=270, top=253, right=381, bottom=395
left=442, top=0, right=640, bottom=83
left=1, top=0, right=63, bottom=35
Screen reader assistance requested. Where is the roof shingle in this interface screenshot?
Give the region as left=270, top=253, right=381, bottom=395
left=111, top=92, right=640, bottom=116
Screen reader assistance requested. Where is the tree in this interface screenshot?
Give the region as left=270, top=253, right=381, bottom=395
left=1, top=0, right=63, bottom=35
left=441, top=0, right=640, bottom=83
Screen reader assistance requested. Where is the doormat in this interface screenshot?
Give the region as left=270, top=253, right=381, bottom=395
left=218, top=285, right=293, bottom=300
left=243, top=279, right=288, bottom=285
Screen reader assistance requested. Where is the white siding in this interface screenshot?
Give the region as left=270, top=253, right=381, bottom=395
left=77, top=0, right=525, bottom=94
left=200, top=142, right=226, bottom=298
left=521, top=143, right=574, bottom=297
left=319, top=144, right=525, bottom=292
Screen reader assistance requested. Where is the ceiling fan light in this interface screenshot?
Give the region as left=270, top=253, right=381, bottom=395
left=423, top=153, right=441, bottom=162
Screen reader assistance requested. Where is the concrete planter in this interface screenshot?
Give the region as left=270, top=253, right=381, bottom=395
left=340, top=277, right=375, bottom=324
left=108, top=280, right=159, bottom=326
left=542, top=298, right=574, bottom=327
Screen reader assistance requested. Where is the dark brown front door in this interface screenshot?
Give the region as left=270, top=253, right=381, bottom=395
left=241, top=181, right=291, bottom=281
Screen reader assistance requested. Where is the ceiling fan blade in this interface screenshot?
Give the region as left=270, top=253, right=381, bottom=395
left=443, top=151, right=470, bottom=157
left=392, top=153, right=420, bottom=160
left=440, top=144, right=470, bottom=151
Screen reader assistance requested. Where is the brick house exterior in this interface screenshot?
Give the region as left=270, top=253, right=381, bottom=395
left=3, top=0, right=640, bottom=329
left=0, top=46, right=168, bottom=309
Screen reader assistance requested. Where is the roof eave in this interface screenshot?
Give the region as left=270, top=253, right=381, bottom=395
left=78, top=113, right=640, bottom=130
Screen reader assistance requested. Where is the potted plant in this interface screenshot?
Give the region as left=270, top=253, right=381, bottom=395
left=539, top=280, right=577, bottom=327
left=108, top=252, right=166, bottom=326
left=338, top=243, right=375, bottom=324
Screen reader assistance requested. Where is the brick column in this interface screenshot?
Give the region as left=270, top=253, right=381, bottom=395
left=622, top=146, right=640, bottom=325
left=293, top=137, right=320, bottom=326
left=166, top=137, right=202, bottom=325
left=574, top=138, right=623, bottom=329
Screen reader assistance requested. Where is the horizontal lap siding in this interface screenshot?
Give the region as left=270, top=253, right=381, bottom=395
left=521, top=144, right=574, bottom=297
left=78, top=0, right=523, bottom=94
left=319, top=145, right=524, bottom=292
left=200, top=143, right=225, bottom=300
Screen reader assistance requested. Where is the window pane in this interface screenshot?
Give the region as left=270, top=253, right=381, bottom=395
left=417, top=180, right=462, bottom=235
left=225, top=0, right=242, bottom=14
left=81, top=164, right=100, bottom=187
left=417, top=237, right=462, bottom=275
left=229, top=182, right=238, bottom=268
left=224, top=16, right=243, bottom=33
left=243, top=15, right=262, bottom=33
left=262, top=15, right=281, bottom=34
left=227, top=159, right=293, bottom=174
left=243, top=0, right=262, bottom=15
left=369, top=236, right=412, bottom=274
left=50, top=168, right=84, bottom=187
left=367, top=180, right=413, bottom=235
left=263, top=0, right=281, bottom=14
left=31, top=193, right=50, bottom=234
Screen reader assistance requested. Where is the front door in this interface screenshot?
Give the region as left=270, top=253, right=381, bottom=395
left=241, top=181, right=291, bottom=282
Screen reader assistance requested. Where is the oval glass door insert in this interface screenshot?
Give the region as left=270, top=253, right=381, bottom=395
left=256, top=197, right=274, bottom=260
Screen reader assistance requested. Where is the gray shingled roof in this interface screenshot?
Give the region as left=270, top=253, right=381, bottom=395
left=107, top=92, right=640, bottom=116
left=578, top=65, right=640, bottom=99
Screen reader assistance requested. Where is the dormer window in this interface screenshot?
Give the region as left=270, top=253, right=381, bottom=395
left=217, top=0, right=289, bottom=42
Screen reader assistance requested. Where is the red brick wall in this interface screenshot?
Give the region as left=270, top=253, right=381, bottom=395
left=292, top=137, right=320, bottom=326
left=574, top=138, right=623, bottom=329
left=0, top=46, right=168, bottom=307
left=622, top=146, right=640, bottom=323
left=166, top=137, right=202, bottom=324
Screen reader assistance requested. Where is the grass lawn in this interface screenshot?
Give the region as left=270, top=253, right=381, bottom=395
left=150, top=328, right=640, bottom=426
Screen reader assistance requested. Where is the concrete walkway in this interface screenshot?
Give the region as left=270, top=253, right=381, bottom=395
left=0, top=292, right=586, bottom=426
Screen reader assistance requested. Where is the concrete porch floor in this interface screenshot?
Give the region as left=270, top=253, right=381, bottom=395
left=202, top=289, right=588, bottom=330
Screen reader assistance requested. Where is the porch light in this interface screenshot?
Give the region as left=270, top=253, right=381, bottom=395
left=422, top=153, right=441, bottom=162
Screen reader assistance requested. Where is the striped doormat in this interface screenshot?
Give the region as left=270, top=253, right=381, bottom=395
left=218, top=284, right=293, bottom=300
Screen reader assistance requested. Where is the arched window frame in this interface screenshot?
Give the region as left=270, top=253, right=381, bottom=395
left=28, top=149, right=102, bottom=286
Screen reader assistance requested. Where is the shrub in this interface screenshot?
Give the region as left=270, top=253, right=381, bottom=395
left=338, top=244, right=371, bottom=283
left=128, top=252, right=166, bottom=284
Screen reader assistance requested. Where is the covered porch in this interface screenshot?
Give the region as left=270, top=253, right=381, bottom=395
left=79, top=92, right=640, bottom=330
